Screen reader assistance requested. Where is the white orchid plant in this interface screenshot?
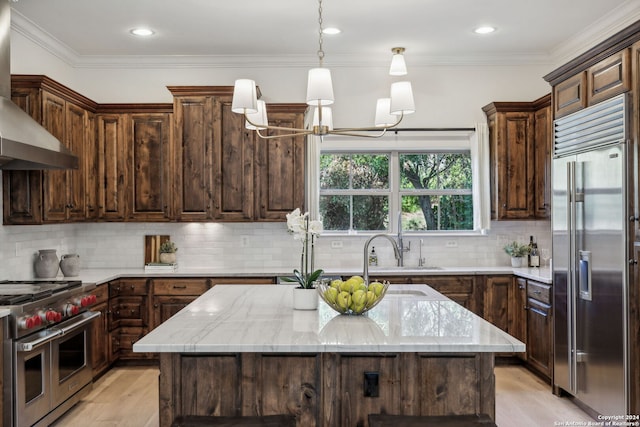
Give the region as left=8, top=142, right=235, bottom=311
left=282, top=208, right=324, bottom=289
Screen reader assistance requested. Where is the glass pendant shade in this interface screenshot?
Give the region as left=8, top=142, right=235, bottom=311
left=374, top=98, right=397, bottom=127
left=389, top=52, right=407, bottom=76
left=312, top=106, right=334, bottom=130
left=245, top=100, right=268, bottom=130
left=306, top=68, right=335, bottom=106
left=232, top=79, right=258, bottom=113
left=390, top=81, right=415, bottom=115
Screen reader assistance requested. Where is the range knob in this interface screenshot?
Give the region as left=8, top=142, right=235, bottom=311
left=18, top=315, right=42, bottom=330
left=39, top=309, right=62, bottom=323
left=80, top=295, right=97, bottom=307
left=64, top=303, right=80, bottom=317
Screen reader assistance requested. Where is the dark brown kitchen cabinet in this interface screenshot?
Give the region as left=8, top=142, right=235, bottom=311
left=510, top=278, right=528, bottom=361
left=97, top=113, right=127, bottom=220
left=170, top=91, right=216, bottom=221
left=553, top=72, right=587, bottom=118
left=409, top=275, right=479, bottom=315
left=482, top=275, right=511, bottom=332
left=5, top=76, right=96, bottom=224
left=90, top=284, right=111, bottom=378
left=256, top=104, right=307, bottom=221
left=108, top=279, right=151, bottom=361
left=587, top=48, right=631, bottom=106
left=150, top=278, right=210, bottom=330
left=169, top=86, right=307, bottom=222
left=526, top=280, right=552, bottom=379
left=482, top=94, right=551, bottom=220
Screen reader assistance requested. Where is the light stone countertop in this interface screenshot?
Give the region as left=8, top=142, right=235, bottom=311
left=0, top=309, right=10, bottom=319
left=65, top=265, right=552, bottom=285
left=133, top=284, right=526, bottom=354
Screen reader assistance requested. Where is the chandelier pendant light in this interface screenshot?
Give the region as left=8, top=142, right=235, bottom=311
left=231, top=0, right=415, bottom=139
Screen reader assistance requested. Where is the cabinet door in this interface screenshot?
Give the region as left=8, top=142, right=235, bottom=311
left=152, top=295, right=198, bottom=330
left=41, top=91, right=68, bottom=222
left=534, top=104, right=551, bottom=219
left=212, top=96, right=255, bottom=221
left=494, top=112, right=535, bottom=219
left=587, top=49, right=631, bottom=106
left=128, top=113, right=173, bottom=221
left=91, top=301, right=110, bottom=377
left=66, top=102, right=88, bottom=221
left=554, top=72, right=587, bottom=118
left=97, top=114, right=127, bottom=220
left=173, top=96, right=215, bottom=221
left=526, top=297, right=552, bottom=379
left=4, top=88, right=43, bottom=224
left=255, top=107, right=306, bottom=221
left=483, top=276, right=511, bottom=332
left=410, top=275, right=478, bottom=315
left=510, top=278, right=528, bottom=360
left=84, top=112, right=100, bottom=220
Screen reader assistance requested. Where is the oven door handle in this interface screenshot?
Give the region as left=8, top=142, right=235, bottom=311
left=16, top=329, right=63, bottom=352
left=56, top=311, right=101, bottom=335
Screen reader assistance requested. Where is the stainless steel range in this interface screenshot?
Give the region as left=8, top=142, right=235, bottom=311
left=0, top=280, right=100, bottom=427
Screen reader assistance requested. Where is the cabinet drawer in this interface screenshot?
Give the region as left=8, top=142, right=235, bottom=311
left=93, top=284, right=109, bottom=305
left=211, top=277, right=276, bottom=285
left=412, top=276, right=474, bottom=294
left=527, top=280, right=551, bottom=304
left=110, top=279, right=148, bottom=297
left=153, top=278, right=210, bottom=296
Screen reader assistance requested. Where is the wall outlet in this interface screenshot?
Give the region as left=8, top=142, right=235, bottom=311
left=240, top=236, right=250, bottom=247
left=331, top=240, right=343, bottom=249
left=446, top=240, right=458, bottom=248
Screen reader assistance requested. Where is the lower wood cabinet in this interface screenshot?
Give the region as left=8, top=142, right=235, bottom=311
left=90, top=284, right=111, bottom=378
left=526, top=280, right=553, bottom=379
left=151, top=278, right=211, bottom=330
left=108, top=279, right=151, bottom=361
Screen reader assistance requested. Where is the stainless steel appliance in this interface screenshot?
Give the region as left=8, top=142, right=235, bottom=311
left=552, top=93, right=629, bottom=416
left=0, top=280, right=100, bottom=426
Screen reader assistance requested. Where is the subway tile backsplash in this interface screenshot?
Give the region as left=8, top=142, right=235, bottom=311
left=0, top=176, right=550, bottom=278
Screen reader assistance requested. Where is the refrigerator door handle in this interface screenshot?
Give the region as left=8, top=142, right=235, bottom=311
left=579, top=250, right=592, bottom=301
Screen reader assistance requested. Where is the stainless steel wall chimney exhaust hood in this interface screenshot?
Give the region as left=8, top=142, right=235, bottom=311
left=0, top=0, right=78, bottom=170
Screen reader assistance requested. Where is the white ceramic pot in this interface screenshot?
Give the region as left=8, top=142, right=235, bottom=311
left=59, top=253, right=80, bottom=277
left=35, top=249, right=59, bottom=278
left=159, top=252, right=176, bottom=264
left=292, top=287, right=318, bottom=310
left=510, top=256, right=525, bottom=268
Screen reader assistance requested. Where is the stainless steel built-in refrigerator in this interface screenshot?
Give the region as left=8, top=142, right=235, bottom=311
left=552, top=93, right=629, bottom=416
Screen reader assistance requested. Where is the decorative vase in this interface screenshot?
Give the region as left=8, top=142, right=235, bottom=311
left=511, top=256, right=525, bottom=268
left=35, top=249, right=59, bottom=278
left=159, top=252, right=176, bottom=264
left=59, top=254, right=80, bottom=277
left=293, top=287, right=318, bottom=310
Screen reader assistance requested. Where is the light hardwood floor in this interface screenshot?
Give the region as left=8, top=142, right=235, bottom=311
left=53, top=365, right=594, bottom=426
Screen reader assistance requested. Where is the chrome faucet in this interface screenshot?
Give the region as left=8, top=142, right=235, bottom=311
left=418, top=238, right=425, bottom=267
left=363, top=234, right=401, bottom=285
left=397, top=212, right=410, bottom=266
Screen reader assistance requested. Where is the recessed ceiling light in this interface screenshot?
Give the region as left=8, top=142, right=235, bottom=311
left=322, top=27, right=341, bottom=35
left=474, top=26, right=496, bottom=34
left=130, top=28, right=155, bottom=37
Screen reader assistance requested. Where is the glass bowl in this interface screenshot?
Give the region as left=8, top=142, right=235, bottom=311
left=316, top=280, right=389, bottom=315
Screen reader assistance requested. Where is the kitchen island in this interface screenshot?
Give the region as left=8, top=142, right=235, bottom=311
left=133, top=284, right=524, bottom=427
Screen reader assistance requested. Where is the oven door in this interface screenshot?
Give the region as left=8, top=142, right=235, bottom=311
left=14, top=329, right=61, bottom=427
left=51, top=311, right=100, bottom=410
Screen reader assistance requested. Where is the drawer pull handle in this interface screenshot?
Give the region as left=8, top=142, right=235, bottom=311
left=173, top=285, right=187, bottom=289
left=533, top=290, right=542, bottom=295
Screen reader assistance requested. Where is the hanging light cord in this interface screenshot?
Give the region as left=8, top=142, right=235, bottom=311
left=317, top=0, right=325, bottom=67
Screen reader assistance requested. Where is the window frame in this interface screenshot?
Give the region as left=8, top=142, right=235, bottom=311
left=315, top=130, right=483, bottom=236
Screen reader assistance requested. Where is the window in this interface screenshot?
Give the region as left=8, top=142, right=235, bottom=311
left=316, top=130, right=482, bottom=234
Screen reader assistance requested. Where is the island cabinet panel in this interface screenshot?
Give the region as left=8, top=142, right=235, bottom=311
left=158, top=352, right=495, bottom=427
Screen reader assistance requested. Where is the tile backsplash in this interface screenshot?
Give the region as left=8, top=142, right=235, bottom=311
left=0, top=216, right=551, bottom=280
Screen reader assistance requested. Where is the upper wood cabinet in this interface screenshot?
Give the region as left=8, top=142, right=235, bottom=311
left=482, top=94, right=551, bottom=220
left=169, top=86, right=307, bottom=222
left=5, top=76, right=97, bottom=224
left=256, top=104, right=307, bottom=221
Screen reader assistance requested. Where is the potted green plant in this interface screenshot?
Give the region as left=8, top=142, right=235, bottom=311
left=159, top=240, right=178, bottom=264
left=503, top=241, right=529, bottom=267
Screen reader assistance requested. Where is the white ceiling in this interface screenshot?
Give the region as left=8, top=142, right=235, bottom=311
left=9, top=0, right=640, bottom=68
